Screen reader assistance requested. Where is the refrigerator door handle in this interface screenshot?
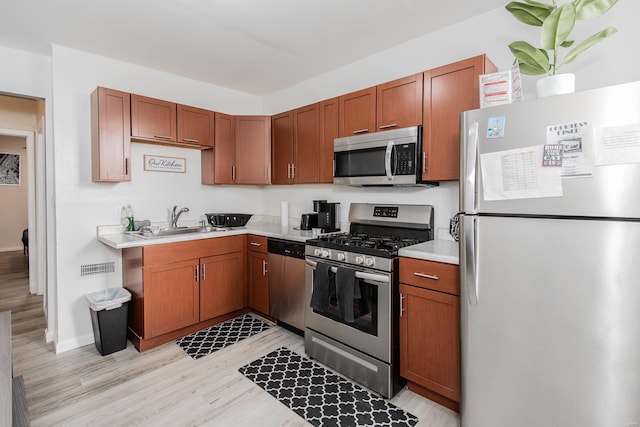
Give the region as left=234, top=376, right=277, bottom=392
left=464, top=215, right=479, bottom=306
left=463, top=121, right=479, bottom=214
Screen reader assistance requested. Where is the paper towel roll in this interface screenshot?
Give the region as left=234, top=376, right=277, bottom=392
left=280, top=201, right=289, bottom=226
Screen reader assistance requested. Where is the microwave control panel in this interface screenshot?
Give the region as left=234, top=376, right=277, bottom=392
left=395, top=143, right=415, bottom=175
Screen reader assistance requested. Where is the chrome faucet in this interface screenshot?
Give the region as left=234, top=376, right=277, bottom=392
left=171, top=205, right=189, bottom=228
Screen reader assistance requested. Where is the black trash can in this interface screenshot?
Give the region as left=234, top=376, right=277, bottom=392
left=86, top=288, right=131, bottom=356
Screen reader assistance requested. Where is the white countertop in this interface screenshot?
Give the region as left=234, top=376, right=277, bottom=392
left=97, top=222, right=320, bottom=249
left=398, top=239, right=459, bottom=265
left=98, top=222, right=459, bottom=265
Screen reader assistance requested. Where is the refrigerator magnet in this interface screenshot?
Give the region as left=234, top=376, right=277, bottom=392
left=487, top=117, right=505, bottom=139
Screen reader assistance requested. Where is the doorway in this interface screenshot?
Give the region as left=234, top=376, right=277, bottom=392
left=0, top=94, right=48, bottom=334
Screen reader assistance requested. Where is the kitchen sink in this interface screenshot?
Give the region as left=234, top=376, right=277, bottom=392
left=128, top=226, right=228, bottom=239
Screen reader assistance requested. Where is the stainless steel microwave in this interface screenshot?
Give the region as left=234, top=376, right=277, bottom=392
left=333, top=126, right=436, bottom=187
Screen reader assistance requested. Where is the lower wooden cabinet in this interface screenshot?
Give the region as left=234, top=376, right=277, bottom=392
left=123, top=235, right=247, bottom=351
left=248, top=250, right=269, bottom=314
left=399, top=257, right=460, bottom=411
left=144, top=259, right=199, bottom=338
left=200, top=252, right=245, bottom=321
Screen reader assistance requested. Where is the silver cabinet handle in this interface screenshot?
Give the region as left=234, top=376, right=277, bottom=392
left=125, top=158, right=129, bottom=175
left=414, top=272, right=439, bottom=280
left=195, top=264, right=199, bottom=282
left=182, top=138, right=200, bottom=143
left=379, top=123, right=397, bottom=129
left=352, top=128, right=369, bottom=134
left=400, top=293, right=405, bottom=317
left=232, top=165, right=236, bottom=181
left=291, top=163, right=295, bottom=179
left=287, top=163, right=291, bottom=179
left=422, top=152, right=427, bottom=173
left=250, top=242, right=262, bottom=247
left=262, top=260, right=268, bottom=276
left=153, top=135, right=173, bottom=140
left=202, top=263, right=206, bottom=281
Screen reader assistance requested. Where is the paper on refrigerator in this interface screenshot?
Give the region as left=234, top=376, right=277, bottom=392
left=594, top=123, right=640, bottom=165
left=480, top=145, right=563, bottom=200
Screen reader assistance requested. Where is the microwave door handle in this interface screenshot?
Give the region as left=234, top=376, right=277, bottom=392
left=385, top=141, right=394, bottom=181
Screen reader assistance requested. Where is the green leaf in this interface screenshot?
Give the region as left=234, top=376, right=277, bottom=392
left=562, top=26, right=618, bottom=65
left=505, top=1, right=552, bottom=26
left=560, top=40, right=575, bottom=47
left=508, top=41, right=551, bottom=75
left=574, top=0, right=618, bottom=20
left=541, top=3, right=577, bottom=49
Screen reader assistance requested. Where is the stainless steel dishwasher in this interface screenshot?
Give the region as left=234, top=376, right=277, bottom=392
left=267, top=238, right=306, bottom=334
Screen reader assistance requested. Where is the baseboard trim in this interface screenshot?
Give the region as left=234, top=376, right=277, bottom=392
left=0, top=246, right=24, bottom=253
left=55, top=333, right=94, bottom=354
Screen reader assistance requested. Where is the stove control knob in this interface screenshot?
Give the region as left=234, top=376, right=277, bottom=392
left=365, top=257, right=375, bottom=267
left=355, top=255, right=364, bottom=265
left=321, top=249, right=331, bottom=258
left=337, top=252, right=346, bottom=261
left=314, top=248, right=322, bottom=257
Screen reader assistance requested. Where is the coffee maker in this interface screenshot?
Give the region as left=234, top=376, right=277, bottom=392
left=315, top=201, right=340, bottom=232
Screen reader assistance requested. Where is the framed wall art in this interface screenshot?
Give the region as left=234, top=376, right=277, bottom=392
left=0, top=152, right=21, bottom=186
left=143, top=155, right=186, bottom=173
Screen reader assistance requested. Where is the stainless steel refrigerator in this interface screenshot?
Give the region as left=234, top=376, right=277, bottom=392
left=459, top=81, right=640, bottom=427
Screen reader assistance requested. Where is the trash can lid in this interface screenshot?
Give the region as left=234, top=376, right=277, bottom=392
left=86, top=287, right=131, bottom=311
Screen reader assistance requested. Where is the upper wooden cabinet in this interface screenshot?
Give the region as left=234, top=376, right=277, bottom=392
left=422, top=54, right=496, bottom=181
left=339, top=87, right=376, bottom=137
left=271, top=104, right=320, bottom=184
left=91, top=87, right=131, bottom=182
left=177, top=105, right=214, bottom=147
left=202, top=112, right=236, bottom=185
left=271, top=111, right=295, bottom=184
left=319, top=97, right=339, bottom=183
left=337, top=74, right=423, bottom=137
left=376, top=73, right=423, bottom=131
left=235, top=116, right=271, bottom=184
left=130, top=94, right=177, bottom=143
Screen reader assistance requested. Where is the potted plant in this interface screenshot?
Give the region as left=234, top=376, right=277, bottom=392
left=506, top=0, right=618, bottom=97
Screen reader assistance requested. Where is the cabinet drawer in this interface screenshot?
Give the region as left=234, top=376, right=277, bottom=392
left=143, top=235, right=244, bottom=266
left=400, top=257, right=459, bottom=295
left=246, top=234, right=268, bottom=253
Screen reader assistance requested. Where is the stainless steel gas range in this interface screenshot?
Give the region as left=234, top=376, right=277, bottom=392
left=304, top=203, right=434, bottom=398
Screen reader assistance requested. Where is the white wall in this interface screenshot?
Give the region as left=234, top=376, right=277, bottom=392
left=4, top=0, right=640, bottom=352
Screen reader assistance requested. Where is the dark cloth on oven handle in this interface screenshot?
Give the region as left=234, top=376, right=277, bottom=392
left=311, top=262, right=332, bottom=312
left=336, top=266, right=358, bottom=323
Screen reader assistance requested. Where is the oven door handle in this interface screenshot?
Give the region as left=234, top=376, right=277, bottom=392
left=385, top=140, right=394, bottom=181
left=305, top=259, right=390, bottom=284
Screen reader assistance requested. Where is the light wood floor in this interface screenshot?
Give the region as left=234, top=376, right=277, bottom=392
left=1, top=250, right=460, bottom=426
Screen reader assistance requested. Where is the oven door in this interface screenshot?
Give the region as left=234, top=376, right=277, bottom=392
left=305, top=257, right=392, bottom=363
left=333, top=126, right=420, bottom=186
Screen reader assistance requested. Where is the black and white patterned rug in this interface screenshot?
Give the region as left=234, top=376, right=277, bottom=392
left=176, top=314, right=272, bottom=359
left=239, top=347, right=419, bottom=427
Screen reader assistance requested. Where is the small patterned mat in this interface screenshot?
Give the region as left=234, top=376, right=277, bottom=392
left=177, top=314, right=272, bottom=359
left=239, top=347, right=419, bottom=427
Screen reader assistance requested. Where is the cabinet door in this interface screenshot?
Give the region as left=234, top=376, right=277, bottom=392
left=91, top=87, right=131, bottom=182
left=199, top=252, right=245, bottom=321
left=376, top=73, right=423, bottom=131
left=213, top=112, right=236, bottom=184
left=144, top=259, right=199, bottom=338
left=319, top=97, right=339, bottom=183
left=178, top=104, right=214, bottom=147
left=400, top=283, right=460, bottom=402
left=422, top=55, right=496, bottom=181
left=293, top=103, right=319, bottom=183
left=235, top=116, right=271, bottom=184
left=248, top=251, right=269, bottom=314
left=271, top=111, right=294, bottom=184
left=338, top=87, right=376, bottom=137
left=131, top=94, right=177, bottom=142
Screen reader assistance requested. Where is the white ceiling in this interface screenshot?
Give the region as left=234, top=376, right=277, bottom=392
left=0, top=0, right=506, bottom=96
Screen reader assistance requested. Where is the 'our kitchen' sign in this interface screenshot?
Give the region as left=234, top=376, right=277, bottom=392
left=144, top=155, right=186, bottom=173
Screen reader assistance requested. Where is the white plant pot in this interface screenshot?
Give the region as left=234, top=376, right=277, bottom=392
left=536, top=73, right=575, bottom=98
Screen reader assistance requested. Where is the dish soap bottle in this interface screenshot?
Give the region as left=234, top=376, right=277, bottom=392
left=125, top=204, right=135, bottom=231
